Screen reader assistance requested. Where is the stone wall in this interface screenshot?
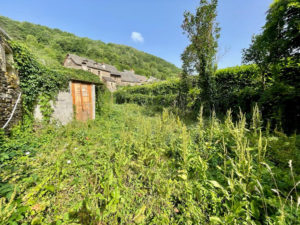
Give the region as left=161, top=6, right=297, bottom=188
left=63, top=57, right=82, bottom=70
left=103, top=80, right=117, bottom=92
left=34, top=82, right=96, bottom=124
left=34, top=82, right=74, bottom=125
left=0, top=32, right=22, bottom=131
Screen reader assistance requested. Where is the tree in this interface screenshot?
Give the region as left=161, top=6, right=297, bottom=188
left=181, top=0, right=220, bottom=111
left=243, top=0, right=300, bottom=132
left=243, top=0, right=300, bottom=88
left=242, top=34, right=271, bottom=89
left=177, top=53, right=191, bottom=109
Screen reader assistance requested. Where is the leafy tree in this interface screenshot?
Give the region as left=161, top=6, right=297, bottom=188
left=178, top=52, right=191, bottom=110
left=243, top=0, right=300, bottom=87
left=243, top=0, right=300, bottom=132
left=181, top=0, right=220, bottom=111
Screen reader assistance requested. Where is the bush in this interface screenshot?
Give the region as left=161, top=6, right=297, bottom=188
left=115, top=79, right=180, bottom=108
left=214, top=64, right=261, bottom=114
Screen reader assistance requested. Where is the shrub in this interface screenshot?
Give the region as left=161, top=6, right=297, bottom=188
left=115, top=79, right=180, bottom=108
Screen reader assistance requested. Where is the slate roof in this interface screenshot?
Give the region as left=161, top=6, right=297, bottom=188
left=66, top=54, right=151, bottom=84
left=121, top=70, right=140, bottom=83
left=67, top=54, right=112, bottom=72
left=102, top=64, right=122, bottom=76
left=134, top=74, right=148, bottom=83
left=102, top=76, right=115, bottom=82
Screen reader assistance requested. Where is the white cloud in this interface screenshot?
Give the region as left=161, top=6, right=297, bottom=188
left=131, top=32, right=144, bottom=43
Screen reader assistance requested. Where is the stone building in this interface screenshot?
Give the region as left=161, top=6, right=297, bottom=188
left=101, top=63, right=122, bottom=85
left=63, top=54, right=120, bottom=91
left=134, top=73, right=148, bottom=84
left=63, top=54, right=152, bottom=91
left=102, top=76, right=117, bottom=92
left=120, top=70, right=141, bottom=86
left=0, top=27, right=22, bottom=130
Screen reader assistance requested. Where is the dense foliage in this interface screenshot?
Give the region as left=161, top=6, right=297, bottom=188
left=0, top=15, right=180, bottom=80
left=215, top=63, right=300, bottom=133
left=241, top=0, right=300, bottom=132
left=10, top=41, right=68, bottom=114
left=214, top=65, right=261, bottom=114
left=243, top=0, right=300, bottom=68
left=0, top=104, right=299, bottom=224
left=115, top=79, right=180, bottom=109
left=116, top=62, right=299, bottom=133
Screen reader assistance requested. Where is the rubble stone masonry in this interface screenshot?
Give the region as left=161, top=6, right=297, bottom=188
left=0, top=33, right=22, bottom=130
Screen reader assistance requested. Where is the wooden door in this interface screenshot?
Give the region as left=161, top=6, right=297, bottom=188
left=71, top=82, right=93, bottom=121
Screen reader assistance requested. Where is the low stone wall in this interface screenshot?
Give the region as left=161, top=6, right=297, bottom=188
left=0, top=32, right=22, bottom=130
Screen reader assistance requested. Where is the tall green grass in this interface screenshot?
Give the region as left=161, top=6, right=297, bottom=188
left=0, top=104, right=299, bottom=224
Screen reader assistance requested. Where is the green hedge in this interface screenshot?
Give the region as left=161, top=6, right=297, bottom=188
left=214, top=62, right=300, bottom=133
left=116, top=63, right=299, bottom=133
left=115, top=79, right=180, bottom=107
left=214, top=64, right=261, bottom=114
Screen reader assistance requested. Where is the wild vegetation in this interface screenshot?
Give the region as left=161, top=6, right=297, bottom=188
left=1, top=104, right=299, bottom=224
left=0, top=15, right=180, bottom=80
left=116, top=0, right=300, bottom=134
left=115, top=79, right=180, bottom=110
left=0, top=0, right=299, bottom=224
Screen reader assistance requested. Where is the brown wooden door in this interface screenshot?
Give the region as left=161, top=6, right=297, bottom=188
left=71, top=82, right=93, bottom=121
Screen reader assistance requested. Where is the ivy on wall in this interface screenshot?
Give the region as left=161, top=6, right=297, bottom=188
left=10, top=41, right=68, bottom=117
left=9, top=41, right=102, bottom=120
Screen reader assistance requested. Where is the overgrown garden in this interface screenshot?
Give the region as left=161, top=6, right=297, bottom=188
left=0, top=0, right=299, bottom=224
left=1, top=104, right=299, bottom=224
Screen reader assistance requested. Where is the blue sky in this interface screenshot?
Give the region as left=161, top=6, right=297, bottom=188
left=0, top=0, right=273, bottom=69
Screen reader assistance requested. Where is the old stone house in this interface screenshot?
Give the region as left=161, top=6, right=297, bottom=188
left=63, top=54, right=153, bottom=91
left=134, top=73, right=148, bottom=84
left=120, top=70, right=141, bottom=86
left=0, top=27, right=22, bottom=130
left=102, top=76, right=117, bottom=92
left=100, top=63, right=122, bottom=84
left=63, top=54, right=120, bottom=91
